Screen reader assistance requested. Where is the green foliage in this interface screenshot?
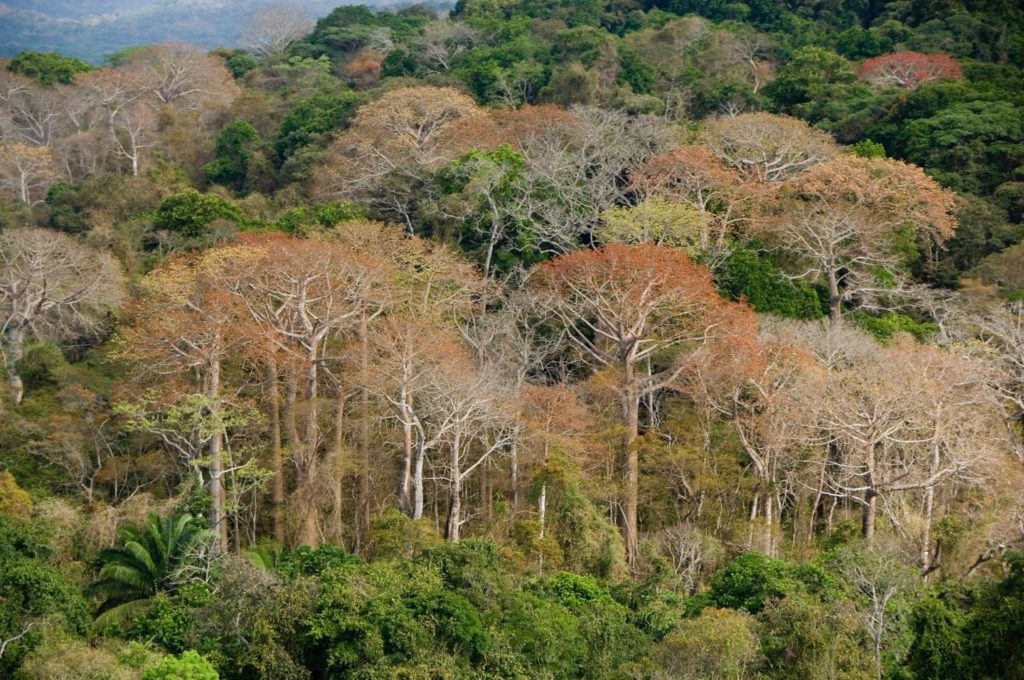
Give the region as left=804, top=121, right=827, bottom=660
left=0, top=470, right=33, bottom=517
left=271, top=201, right=367, bottom=234
left=88, top=512, right=215, bottom=627
left=142, top=650, right=218, bottom=680
left=715, top=247, right=825, bottom=319
left=654, top=607, right=763, bottom=680
left=852, top=312, right=937, bottom=343
left=0, top=516, right=89, bottom=675
left=152, top=190, right=245, bottom=239
left=765, top=46, right=855, bottom=113
left=275, top=90, right=360, bottom=163
left=851, top=139, right=886, bottom=158
left=8, top=50, right=92, bottom=85
left=276, top=543, right=360, bottom=578
left=203, top=121, right=262, bottom=194
left=708, top=552, right=802, bottom=613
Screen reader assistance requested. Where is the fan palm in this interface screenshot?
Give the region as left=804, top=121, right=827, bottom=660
left=87, top=512, right=213, bottom=627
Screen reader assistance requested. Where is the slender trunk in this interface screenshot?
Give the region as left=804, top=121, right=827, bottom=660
left=412, top=421, right=426, bottom=521
left=862, top=444, right=877, bottom=545
left=267, top=358, right=285, bottom=544
left=398, top=385, right=413, bottom=516
left=538, top=484, right=547, bottom=539
left=921, top=435, right=941, bottom=573
left=208, top=356, right=228, bottom=553
left=446, top=431, right=463, bottom=542
left=356, top=314, right=371, bottom=550
left=299, top=353, right=320, bottom=548
left=284, top=375, right=299, bottom=448
left=828, top=267, right=842, bottom=324
left=621, top=371, right=641, bottom=564
left=482, top=459, right=491, bottom=521
left=332, top=390, right=348, bottom=543
left=510, top=438, right=519, bottom=515
left=5, top=325, right=26, bottom=405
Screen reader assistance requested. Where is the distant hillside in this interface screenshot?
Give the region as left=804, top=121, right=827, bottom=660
left=0, top=1, right=368, bottom=63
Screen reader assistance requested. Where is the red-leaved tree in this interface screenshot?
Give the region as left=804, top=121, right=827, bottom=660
left=858, top=51, right=963, bottom=89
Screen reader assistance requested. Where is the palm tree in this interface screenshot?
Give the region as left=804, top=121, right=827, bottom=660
left=87, top=512, right=213, bottom=627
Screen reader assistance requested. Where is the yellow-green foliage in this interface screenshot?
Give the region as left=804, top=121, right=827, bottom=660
left=0, top=471, right=33, bottom=517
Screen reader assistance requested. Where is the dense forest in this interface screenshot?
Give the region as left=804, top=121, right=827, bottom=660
left=2, top=0, right=1024, bottom=678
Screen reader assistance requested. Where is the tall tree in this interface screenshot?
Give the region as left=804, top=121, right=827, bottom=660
left=765, top=155, right=957, bottom=322
left=535, top=243, right=752, bottom=563
left=0, top=229, right=125, bottom=405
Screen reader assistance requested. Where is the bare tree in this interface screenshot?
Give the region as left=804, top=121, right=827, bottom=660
left=703, top=112, right=838, bottom=182
left=0, top=229, right=125, bottom=404
left=240, top=4, right=315, bottom=59
left=535, top=243, right=753, bottom=563
left=0, top=143, right=57, bottom=203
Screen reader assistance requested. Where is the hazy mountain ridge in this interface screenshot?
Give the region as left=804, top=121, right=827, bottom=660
left=0, top=0, right=355, bottom=63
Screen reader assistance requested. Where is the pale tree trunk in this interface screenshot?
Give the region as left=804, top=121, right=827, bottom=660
left=827, top=266, right=842, bottom=325
left=207, top=356, right=228, bottom=553
left=862, top=444, right=878, bottom=545
left=510, top=438, right=520, bottom=515
left=5, top=325, right=26, bottom=406
left=446, top=431, right=463, bottom=542
left=412, top=422, right=426, bottom=521
left=332, top=390, right=349, bottom=543
left=299, top=353, right=320, bottom=548
left=398, top=385, right=413, bottom=516
left=621, top=377, right=641, bottom=565
left=355, top=314, right=371, bottom=551
left=267, top=358, right=285, bottom=544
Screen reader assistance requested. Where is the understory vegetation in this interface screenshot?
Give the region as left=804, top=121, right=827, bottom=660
left=2, top=0, right=1024, bottom=678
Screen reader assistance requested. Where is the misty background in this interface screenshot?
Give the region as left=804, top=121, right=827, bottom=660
left=0, top=1, right=449, bottom=63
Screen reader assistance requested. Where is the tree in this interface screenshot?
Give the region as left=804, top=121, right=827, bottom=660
left=858, top=51, right=963, bottom=89
left=653, top=608, right=762, bottom=679
left=596, top=197, right=707, bottom=253
left=315, top=87, right=484, bottom=232
left=231, top=234, right=392, bottom=547
left=0, top=143, right=57, bottom=204
left=534, top=243, right=753, bottom=563
left=818, top=342, right=999, bottom=546
left=434, top=144, right=533, bottom=278
left=88, top=512, right=214, bottom=627
left=511, top=106, right=674, bottom=253
left=766, top=155, right=957, bottom=322
left=117, top=245, right=259, bottom=551
left=703, top=112, right=838, bottom=182
left=630, top=144, right=753, bottom=257
left=833, top=545, right=919, bottom=680
left=0, top=228, right=125, bottom=404
left=240, top=4, right=314, bottom=59
left=7, top=51, right=92, bottom=86
left=117, top=43, right=239, bottom=113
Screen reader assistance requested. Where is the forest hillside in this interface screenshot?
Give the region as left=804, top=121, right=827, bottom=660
left=2, top=0, right=1024, bottom=678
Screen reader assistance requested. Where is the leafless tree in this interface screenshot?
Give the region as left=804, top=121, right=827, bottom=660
left=240, top=4, right=315, bottom=59
left=0, top=229, right=125, bottom=404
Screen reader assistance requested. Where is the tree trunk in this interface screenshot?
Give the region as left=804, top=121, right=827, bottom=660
left=827, top=267, right=842, bottom=324
left=510, top=438, right=519, bottom=516
left=299, top=353, right=320, bottom=548
left=5, top=325, right=26, bottom=406
left=862, top=444, right=877, bottom=545
left=412, top=422, right=426, bottom=521
left=284, top=375, right=299, bottom=449
left=332, top=390, right=349, bottom=543
left=446, top=431, right=463, bottom=542
left=267, top=358, right=285, bottom=544
left=356, top=313, right=371, bottom=550
left=621, top=381, right=641, bottom=565
left=398, top=385, right=413, bottom=516
left=207, top=356, right=228, bottom=553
